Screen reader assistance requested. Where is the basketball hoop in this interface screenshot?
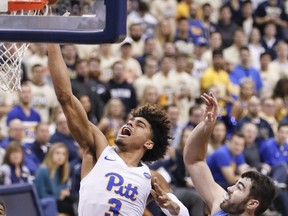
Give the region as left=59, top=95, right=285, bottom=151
left=0, top=0, right=48, bottom=92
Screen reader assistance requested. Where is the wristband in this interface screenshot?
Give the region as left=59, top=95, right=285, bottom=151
left=160, top=193, right=189, bottom=216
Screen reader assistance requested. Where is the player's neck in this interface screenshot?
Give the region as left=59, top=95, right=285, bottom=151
left=116, top=149, right=142, bottom=167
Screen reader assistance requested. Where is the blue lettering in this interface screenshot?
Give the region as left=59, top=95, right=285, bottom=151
left=106, top=172, right=124, bottom=191
left=124, top=184, right=138, bottom=201
left=105, top=172, right=138, bottom=202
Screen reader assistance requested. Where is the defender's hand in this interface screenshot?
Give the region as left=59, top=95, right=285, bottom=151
left=201, top=92, right=218, bottom=128
left=151, top=177, right=180, bottom=215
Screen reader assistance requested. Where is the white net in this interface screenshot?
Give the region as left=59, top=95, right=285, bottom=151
left=0, top=7, right=48, bottom=92
left=0, top=42, right=29, bottom=92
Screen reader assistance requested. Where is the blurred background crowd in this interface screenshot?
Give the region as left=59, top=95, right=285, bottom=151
left=0, top=0, right=288, bottom=215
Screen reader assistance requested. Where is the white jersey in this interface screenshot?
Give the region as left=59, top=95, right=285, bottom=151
left=78, top=146, right=152, bottom=216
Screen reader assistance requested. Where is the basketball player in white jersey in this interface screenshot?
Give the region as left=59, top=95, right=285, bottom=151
left=47, top=44, right=189, bottom=216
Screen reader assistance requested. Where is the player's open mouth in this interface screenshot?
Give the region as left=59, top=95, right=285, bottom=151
left=121, top=127, right=131, bottom=136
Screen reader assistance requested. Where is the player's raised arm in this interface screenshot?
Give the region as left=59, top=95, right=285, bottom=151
left=183, top=93, right=225, bottom=212
left=47, top=44, right=107, bottom=159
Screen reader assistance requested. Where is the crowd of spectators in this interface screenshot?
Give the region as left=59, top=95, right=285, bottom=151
left=1, top=0, right=288, bottom=215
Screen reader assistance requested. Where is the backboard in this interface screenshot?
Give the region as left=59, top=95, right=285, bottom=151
left=0, top=183, right=44, bottom=216
left=0, top=0, right=127, bottom=44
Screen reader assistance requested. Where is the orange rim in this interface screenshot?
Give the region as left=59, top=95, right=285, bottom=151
left=8, top=0, right=48, bottom=11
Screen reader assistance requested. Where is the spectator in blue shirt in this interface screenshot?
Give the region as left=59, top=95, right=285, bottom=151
left=207, top=132, right=250, bottom=189
left=260, top=122, right=288, bottom=168
left=260, top=122, right=288, bottom=216
left=6, top=82, right=41, bottom=143
left=187, top=3, right=205, bottom=43
left=229, top=47, right=263, bottom=98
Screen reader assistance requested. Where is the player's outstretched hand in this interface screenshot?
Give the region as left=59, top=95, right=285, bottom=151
left=201, top=92, right=218, bottom=130
left=151, top=177, right=180, bottom=215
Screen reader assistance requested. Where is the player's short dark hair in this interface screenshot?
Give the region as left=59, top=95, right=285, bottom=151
left=131, top=104, right=172, bottom=162
left=241, top=171, right=276, bottom=215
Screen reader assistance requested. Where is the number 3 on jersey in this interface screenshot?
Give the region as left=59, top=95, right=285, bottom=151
left=105, top=198, right=122, bottom=216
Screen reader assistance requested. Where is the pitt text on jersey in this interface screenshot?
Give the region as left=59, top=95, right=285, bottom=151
left=105, top=172, right=139, bottom=201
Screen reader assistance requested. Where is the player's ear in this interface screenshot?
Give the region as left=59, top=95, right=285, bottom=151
left=246, top=199, right=259, bottom=210
left=144, top=140, right=154, bottom=150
